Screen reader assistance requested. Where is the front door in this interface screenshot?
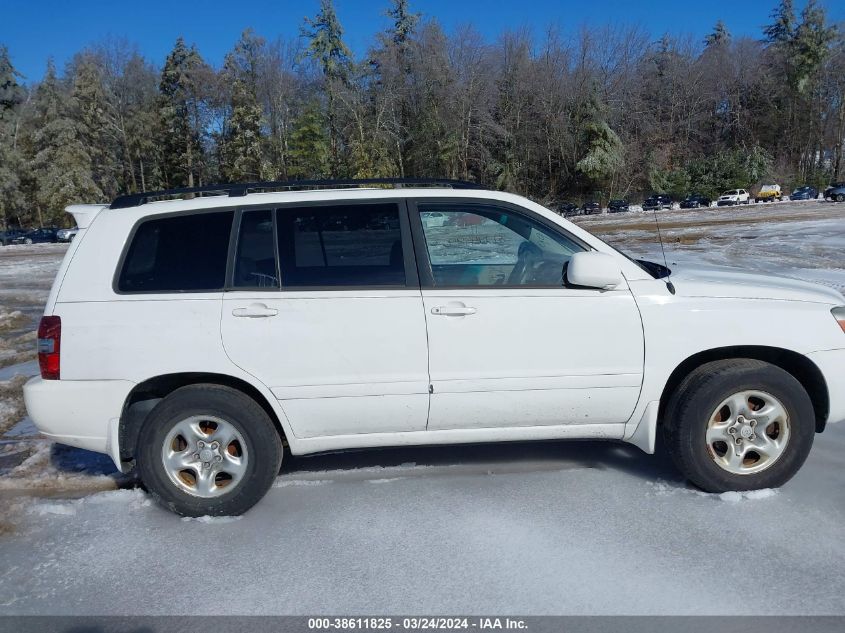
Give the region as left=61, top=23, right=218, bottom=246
left=221, top=201, right=430, bottom=439
left=410, top=200, right=644, bottom=431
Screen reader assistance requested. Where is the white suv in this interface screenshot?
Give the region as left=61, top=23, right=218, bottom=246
left=23, top=180, right=845, bottom=516
left=717, top=189, right=751, bottom=206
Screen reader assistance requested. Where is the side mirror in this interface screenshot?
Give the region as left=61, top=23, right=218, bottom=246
left=566, top=252, right=623, bottom=290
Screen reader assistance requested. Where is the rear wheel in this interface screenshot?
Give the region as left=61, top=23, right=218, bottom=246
left=836, top=194, right=845, bottom=203
left=137, top=384, right=283, bottom=516
left=663, top=359, right=814, bottom=492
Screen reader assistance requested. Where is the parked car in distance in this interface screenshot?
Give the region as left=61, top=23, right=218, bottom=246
left=557, top=201, right=579, bottom=217
left=679, top=194, right=711, bottom=209
left=581, top=200, right=602, bottom=215
left=717, top=189, right=751, bottom=206
left=642, top=194, right=672, bottom=211
left=755, top=184, right=783, bottom=203
left=790, top=186, right=818, bottom=201
left=421, top=211, right=448, bottom=228
left=608, top=199, right=630, bottom=213
left=0, top=228, right=27, bottom=246
left=11, top=227, right=60, bottom=244
left=824, top=183, right=845, bottom=202
left=57, top=227, right=79, bottom=242
left=22, top=180, right=845, bottom=517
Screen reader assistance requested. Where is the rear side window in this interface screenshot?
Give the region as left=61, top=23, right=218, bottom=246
left=276, top=203, right=405, bottom=287
left=118, top=211, right=234, bottom=292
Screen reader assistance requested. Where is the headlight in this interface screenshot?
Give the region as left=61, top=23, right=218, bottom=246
left=833, top=307, right=845, bottom=333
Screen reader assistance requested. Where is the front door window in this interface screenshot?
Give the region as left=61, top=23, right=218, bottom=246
left=417, top=205, right=583, bottom=287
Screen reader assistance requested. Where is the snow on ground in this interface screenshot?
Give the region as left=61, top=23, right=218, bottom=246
left=2, top=433, right=845, bottom=614
left=0, top=202, right=844, bottom=614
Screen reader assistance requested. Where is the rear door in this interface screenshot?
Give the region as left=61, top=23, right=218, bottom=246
left=410, top=199, right=644, bottom=431
left=220, top=200, right=430, bottom=439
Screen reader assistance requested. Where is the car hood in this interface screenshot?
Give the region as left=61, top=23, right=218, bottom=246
left=668, top=265, right=844, bottom=305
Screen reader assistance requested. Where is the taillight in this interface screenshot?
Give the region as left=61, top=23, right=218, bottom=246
left=37, top=316, right=61, bottom=380
left=833, top=307, right=845, bottom=334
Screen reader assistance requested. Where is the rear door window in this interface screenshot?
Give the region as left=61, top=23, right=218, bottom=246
left=275, top=203, right=406, bottom=288
left=232, top=209, right=278, bottom=288
left=117, top=210, right=234, bottom=293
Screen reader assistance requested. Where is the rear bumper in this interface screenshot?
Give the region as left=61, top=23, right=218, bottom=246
left=806, top=349, right=845, bottom=426
left=23, top=377, right=135, bottom=467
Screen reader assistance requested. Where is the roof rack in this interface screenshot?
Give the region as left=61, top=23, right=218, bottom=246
left=109, top=178, right=486, bottom=209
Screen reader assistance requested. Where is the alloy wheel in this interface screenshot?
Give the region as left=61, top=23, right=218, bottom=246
left=160, top=415, right=249, bottom=498
left=705, top=390, right=791, bottom=475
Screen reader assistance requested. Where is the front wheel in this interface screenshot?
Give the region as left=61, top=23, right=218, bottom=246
left=836, top=194, right=845, bottom=203
left=663, top=359, right=814, bottom=492
left=137, top=384, right=283, bottom=516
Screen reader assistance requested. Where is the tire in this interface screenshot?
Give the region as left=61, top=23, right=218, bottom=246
left=137, top=384, right=283, bottom=516
left=836, top=194, right=845, bottom=203
left=24, top=238, right=32, bottom=244
left=663, top=359, right=815, bottom=493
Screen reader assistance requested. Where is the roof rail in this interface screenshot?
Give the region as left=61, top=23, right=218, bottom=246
left=109, top=178, right=486, bottom=209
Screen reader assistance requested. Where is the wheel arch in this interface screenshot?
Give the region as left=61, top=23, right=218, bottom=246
left=118, top=372, right=288, bottom=468
left=658, top=346, right=830, bottom=432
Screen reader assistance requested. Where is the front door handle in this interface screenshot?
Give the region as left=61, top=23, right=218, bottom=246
left=232, top=303, right=278, bottom=318
left=431, top=305, right=476, bottom=316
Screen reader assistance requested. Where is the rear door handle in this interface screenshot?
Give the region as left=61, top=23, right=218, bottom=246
left=431, top=305, right=476, bottom=316
left=232, top=303, right=278, bottom=318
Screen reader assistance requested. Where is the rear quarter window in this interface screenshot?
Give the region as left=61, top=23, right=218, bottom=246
left=117, top=211, right=234, bottom=293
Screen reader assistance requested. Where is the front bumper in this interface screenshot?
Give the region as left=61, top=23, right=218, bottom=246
left=806, top=349, right=845, bottom=426
left=23, top=377, right=135, bottom=468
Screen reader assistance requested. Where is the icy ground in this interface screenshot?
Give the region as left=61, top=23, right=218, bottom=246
left=1, top=201, right=844, bottom=615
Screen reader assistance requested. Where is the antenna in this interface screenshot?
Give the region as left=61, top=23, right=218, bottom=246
left=651, top=205, right=676, bottom=295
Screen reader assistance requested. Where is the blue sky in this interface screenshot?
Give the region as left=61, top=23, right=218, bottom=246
left=4, top=0, right=843, bottom=82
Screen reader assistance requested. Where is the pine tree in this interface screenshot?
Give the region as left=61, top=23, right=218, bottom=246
left=373, top=0, right=422, bottom=176
left=302, top=0, right=351, bottom=81
left=301, top=0, right=351, bottom=176
left=219, top=30, right=266, bottom=182
left=71, top=56, right=121, bottom=199
left=27, top=60, right=103, bottom=225
left=0, top=46, right=24, bottom=115
left=575, top=88, right=623, bottom=196
left=287, top=101, right=330, bottom=178
left=158, top=38, right=208, bottom=188
left=704, top=20, right=731, bottom=47
left=792, top=0, right=835, bottom=93
left=386, top=0, right=420, bottom=47
left=764, top=0, right=796, bottom=44
left=0, top=46, right=25, bottom=228
left=576, top=121, right=624, bottom=189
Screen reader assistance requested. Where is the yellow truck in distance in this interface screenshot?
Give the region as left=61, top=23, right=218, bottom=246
left=755, top=184, right=784, bottom=203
